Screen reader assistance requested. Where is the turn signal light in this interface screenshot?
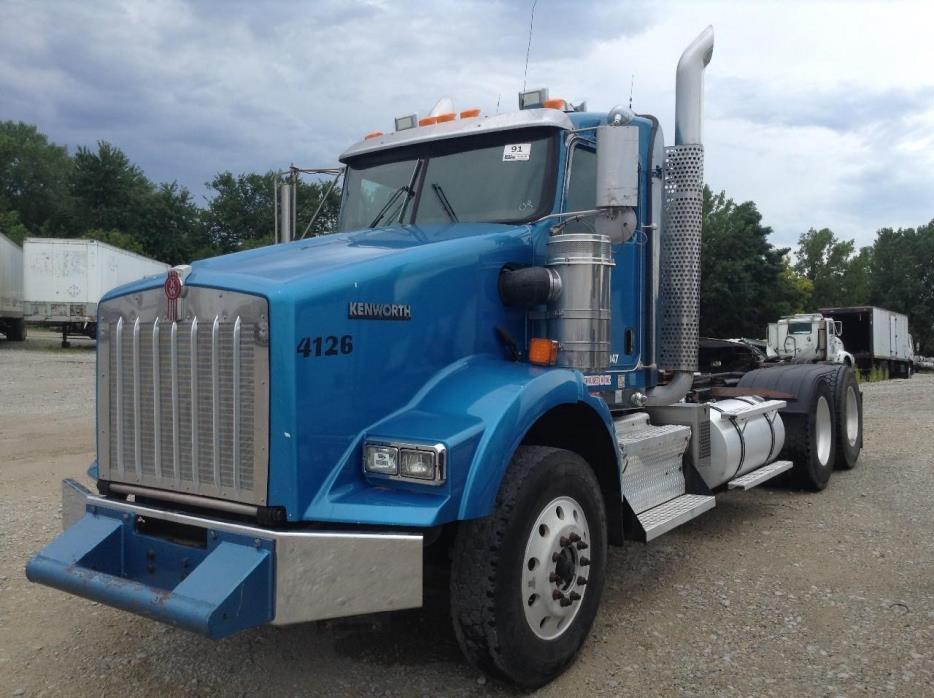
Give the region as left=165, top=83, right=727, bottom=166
left=418, top=116, right=439, bottom=127
left=364, top=131, right=384, bottom=140
left=543, top=98, right=567, bottom=110
left=460, top=108, right=481, bottom=118
left=435, top=112, right=456, bottom=123
left=528, top=338, right=559, bottom=366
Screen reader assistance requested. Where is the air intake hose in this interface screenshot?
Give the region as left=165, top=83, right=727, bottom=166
left=498, top=266, right=562, bottom=307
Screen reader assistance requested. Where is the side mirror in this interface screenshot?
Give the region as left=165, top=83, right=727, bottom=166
left=595, top=120, right=639, bottom=243
left=834, top=320, right=843, bottom=336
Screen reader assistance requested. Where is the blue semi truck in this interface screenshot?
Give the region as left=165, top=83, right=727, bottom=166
left=26, top=27, right=864, bottom=687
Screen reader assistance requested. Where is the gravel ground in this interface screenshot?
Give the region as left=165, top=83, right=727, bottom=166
left=1, top=329, right=932, bottom=696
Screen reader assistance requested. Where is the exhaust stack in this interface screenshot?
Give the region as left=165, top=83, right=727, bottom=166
left=675, top=25, right=714, bottom=146
left=647, top=26, right=713, bottom=405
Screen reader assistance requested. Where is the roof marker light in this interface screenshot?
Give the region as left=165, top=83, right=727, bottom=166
left=418, top=116, right=439, bottom=127
left=460, top=108, right=481, bottom=118
left=543, top=98, right=567, bottom=110
left=395, top=114, right=418, bottom=131
left=436, top=112, right=456, bottom=123
left=519, top=87, right=549, bottom=110
left=364, top=131, right=383, bottom=140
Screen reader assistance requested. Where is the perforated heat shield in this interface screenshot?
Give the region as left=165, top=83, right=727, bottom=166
left=658, top=144, right=704, bottom=372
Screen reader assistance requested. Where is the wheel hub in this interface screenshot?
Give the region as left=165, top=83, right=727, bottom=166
left=522, top=496, right=591, bottom=640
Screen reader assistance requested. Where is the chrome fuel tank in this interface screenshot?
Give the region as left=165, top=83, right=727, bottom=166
left=702, top=397, right=786, bottom=488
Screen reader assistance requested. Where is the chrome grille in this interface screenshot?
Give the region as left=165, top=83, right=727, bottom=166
left=97, top=287, right=269, bottom=505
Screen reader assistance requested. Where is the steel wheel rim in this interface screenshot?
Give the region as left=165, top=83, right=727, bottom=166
left=845, top=385, right=859, bottom=447
left=816, top=395, right=832, bottom=465
left=521, top=495, right=591, bottom=640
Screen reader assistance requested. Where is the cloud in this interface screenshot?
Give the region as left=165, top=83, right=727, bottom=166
left=1, top=0, right=932, bottom=247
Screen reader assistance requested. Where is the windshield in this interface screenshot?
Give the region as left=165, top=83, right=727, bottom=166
left=787, top=322, right=813, bottom=335
left=338, top=128, right=557, bottom=231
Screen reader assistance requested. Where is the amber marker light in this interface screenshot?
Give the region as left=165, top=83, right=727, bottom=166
left=364, top=131, right=383, bottom=140
left=418, top=116, right=439, bottom=126
left=543, top=98, right=567, bottom=110
left=435, top=112, right=456, bottom=123
left=528, top=338, right=559, bottom=366
left=460, top=108, right=481, bottom=118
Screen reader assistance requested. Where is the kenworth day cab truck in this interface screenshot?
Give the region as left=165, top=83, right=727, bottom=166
left=26, top=28, right=865, bottom=687
left=767, top=313, right=855, bottom=366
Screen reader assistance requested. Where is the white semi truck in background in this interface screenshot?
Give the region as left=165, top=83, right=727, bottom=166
left=0, top=232, right=26, bottom=341
left=23, top=238, right=169, bottom=347
left=767, top=313, right=854, bottom=366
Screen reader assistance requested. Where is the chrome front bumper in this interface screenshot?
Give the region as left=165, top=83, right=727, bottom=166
left=27, top=479, right=423, bottom=638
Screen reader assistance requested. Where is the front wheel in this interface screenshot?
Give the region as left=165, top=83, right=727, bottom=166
left=450, top=446, right=607, bottom=688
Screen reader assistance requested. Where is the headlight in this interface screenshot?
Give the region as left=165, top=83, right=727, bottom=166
left=363, top=440, right=445, bottom=485
left=364, top=445, right=399, bottom=475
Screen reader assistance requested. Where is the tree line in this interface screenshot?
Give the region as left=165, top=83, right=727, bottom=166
left=700, top=187, right=934, bottom=353
left=1, top=120, right=931, bottom=351
left=0, top=121, right=339, bottom=265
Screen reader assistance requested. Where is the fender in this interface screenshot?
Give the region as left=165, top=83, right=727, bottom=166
left=335, top=354, right=619, bottom=525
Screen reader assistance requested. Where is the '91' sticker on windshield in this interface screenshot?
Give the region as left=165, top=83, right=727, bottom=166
left=503, top=143, right=531, bottom=161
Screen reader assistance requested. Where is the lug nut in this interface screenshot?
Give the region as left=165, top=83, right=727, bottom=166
left=559, top=597, right=573, bottom=607
left=549, top=572, right=561, bottom=583
left=580, top=556, right=591, bottom=567
left=568, top=532, right=581, bottom=543
left=552, top=590, right=565, bottom=601
left=559, top=536, right=570, bottom=548
left=552, top=552, right=560, bottom=562
left=569, top=591, right=581, bottom=602
left=577, top=576, right=588, bottom=585
left=576, top=541, right=589, bottom=551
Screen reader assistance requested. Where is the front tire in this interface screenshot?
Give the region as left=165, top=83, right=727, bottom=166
left=450, top=446, right=607, bottom=688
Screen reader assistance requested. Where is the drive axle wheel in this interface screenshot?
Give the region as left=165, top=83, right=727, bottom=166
left=783, top=379, right=837, bottom=490
left=831, top=366, right=862, bottom=469
left=450, top=446, right=607, bottom=688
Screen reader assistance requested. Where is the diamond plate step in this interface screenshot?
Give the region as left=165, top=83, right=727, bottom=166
left=728, top=460, right=793, bottom=490
left=636, top=494, right=715, bottom=542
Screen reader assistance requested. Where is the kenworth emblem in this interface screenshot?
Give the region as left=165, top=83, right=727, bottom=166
left=348, top=302, right=412, bottom=321
left=163, top=265, right=191, bottom=322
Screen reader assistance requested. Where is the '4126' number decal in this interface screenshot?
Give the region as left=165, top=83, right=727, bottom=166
left=296, top=335, right=353, bottom=358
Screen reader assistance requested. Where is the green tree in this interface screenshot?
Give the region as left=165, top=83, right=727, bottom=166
left=82, top=228, right=147, bottom=256
left=203, top=171, right=341, bottom=253
left=0, top=121, right=73, bottom=235
left=137, top=182, right=210, bottom=264
left=870, top=221, right=934, bottom=353
left=71, top=141, right=153, bottom=234
left=0, top=209, right=30, bottom=246
left=700, top=187, right=807, bottom=338
left=794, top=227, right=859, bottom=307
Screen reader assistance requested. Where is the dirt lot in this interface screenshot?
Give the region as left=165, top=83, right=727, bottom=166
left=1, top=329, right=932, bottom=696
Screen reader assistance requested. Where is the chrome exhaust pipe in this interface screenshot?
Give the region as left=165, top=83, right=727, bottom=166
left=648, top=26, right=713, bottom=406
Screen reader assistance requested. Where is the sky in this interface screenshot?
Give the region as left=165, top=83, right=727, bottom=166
left=1, top=0, right=933, bottom=249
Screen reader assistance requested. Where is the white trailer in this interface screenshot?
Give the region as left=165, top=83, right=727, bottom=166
left=23, top=238, right=169, bottom=346
left=0, top=232, right=26, bottom=341
left=818, top=306, right=915, bottom=378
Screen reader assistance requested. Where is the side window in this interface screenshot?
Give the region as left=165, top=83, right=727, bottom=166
left=564, top=146, right=596, bottom=233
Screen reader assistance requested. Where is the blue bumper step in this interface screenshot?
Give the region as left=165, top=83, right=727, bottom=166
left=26, top=506, right=274, bottom=639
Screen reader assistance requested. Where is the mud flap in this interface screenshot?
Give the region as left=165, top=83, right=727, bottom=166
left=25, top=507, right=274, bottom=639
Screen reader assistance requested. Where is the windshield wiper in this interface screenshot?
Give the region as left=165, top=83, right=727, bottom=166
left=431, top=183, right=458, bottom=222
left=369, top=185, right=411, bottom=228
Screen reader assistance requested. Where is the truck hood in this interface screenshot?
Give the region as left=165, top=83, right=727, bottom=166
left=103, top=222, right=529, bottom=302
left=188, top=223, right=526, bottom=295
